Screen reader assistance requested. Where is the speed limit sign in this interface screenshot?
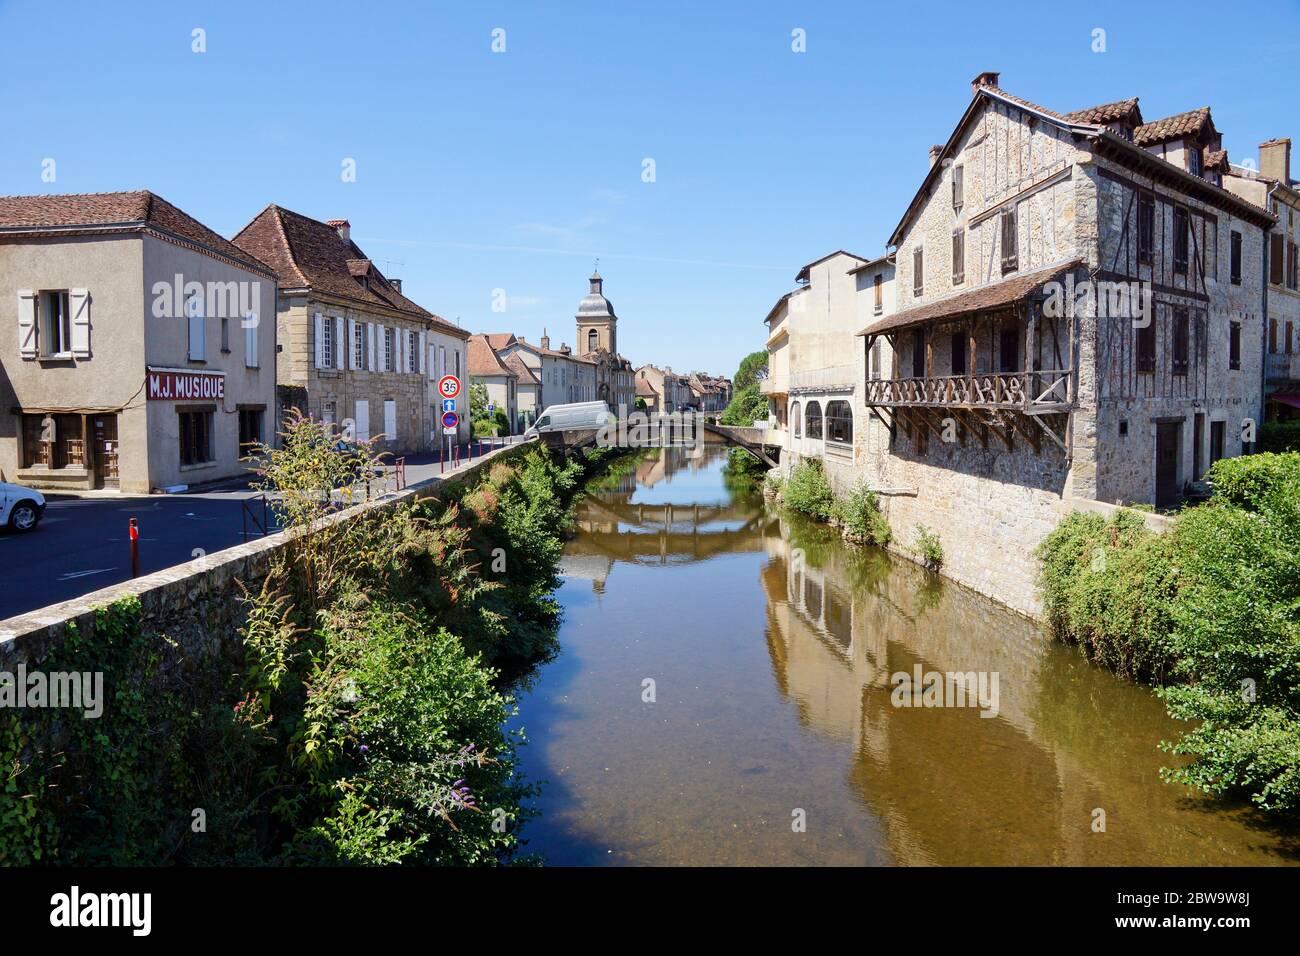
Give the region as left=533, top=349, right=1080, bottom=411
left=437, top=375, right=461, bottom=400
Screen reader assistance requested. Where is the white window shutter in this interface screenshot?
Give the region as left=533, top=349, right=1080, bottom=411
left=245, top=312, right=258, bottom=368
left=418, top=331, right=427, bottom=375
left=334, top=317, right=344, bottom=369
left=69, top=288, right=90, bottom=358
left=347, top=319, right=356, bottom=369
left=367, top=323, right=376, bottom=372
left=187, top=297, right=206, bottom=361
left=17, top=290, right=38, bottom=358
left=399, top=327, right=408, bottom=373
left=314, top=312, right=324, bottom=369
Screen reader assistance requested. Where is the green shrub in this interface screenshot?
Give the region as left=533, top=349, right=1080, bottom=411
left=1259, top=421, right=1300, bottom=454
left=721, top=382, right=769, bottom=426
left=914, top=525, right=944, bottom=572
left=1206, top=451, right=1300, bottom=511
left=834, top=483, right=891, bottom=546
left=782, top=459, right=835, bottom=520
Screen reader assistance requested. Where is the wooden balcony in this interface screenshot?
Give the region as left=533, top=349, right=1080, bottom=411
left=863, top=370, right=1072, bottom=414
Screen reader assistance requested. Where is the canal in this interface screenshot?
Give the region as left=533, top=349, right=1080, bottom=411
left=511, top=445, right=1296, bottom=866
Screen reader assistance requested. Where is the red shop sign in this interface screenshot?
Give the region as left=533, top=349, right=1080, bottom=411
left=146, top=369, right=226, bottom=401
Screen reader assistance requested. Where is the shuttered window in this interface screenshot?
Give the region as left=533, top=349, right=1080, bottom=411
left=1171, top=308, right=1190, bottom=376
left=1000, top=207, right=1018, bottom=273
left=1230, top=321, right=1241, bottom=370
left=952, top=165, right=964, bottom=211
left=1138, top=193, right=1155, bottom=262
left=1230, top=230, right=1242, bottom=284
left=1136, top=319, right=1157, bottom=373
left=1173, top=207, right=1189, bottom=274
left=952, top=230, right=965, bottom=285
left=912, top=247, right=924, bottom=297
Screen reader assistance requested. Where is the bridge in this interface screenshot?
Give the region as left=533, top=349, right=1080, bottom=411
left=537, top=420, right=780, bottom=468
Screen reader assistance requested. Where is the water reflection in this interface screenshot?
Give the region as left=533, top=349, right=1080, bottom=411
left=515, top=446, right=1298, bottom=866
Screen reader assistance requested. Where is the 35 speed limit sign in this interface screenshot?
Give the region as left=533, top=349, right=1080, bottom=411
left=437, top=375, right=461, bottom=400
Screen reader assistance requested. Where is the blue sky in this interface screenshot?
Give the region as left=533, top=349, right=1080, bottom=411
left=2, top=0, right=1298, bottom=376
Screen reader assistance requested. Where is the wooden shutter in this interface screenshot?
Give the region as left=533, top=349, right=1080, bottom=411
left=1000, top=207, right=1018, bottom=272
left=17, top=290, right=37, bottom=357
left=913, top=247, right=924, bottom=296
left=314, top=312, right=325, bottom=368
left=69, top=288, right=90, bottom=357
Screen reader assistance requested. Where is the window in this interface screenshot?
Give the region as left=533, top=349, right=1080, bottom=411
left=179, top=409, right=214, bottom=466
left=383, top=399, right=397, bottom=440
left=1119, top=419, right=1129, bottom=437
left=1136, top=318, right=1156, bottom=373
left=1171, top=308, right=1189, bottom=376
left=186, top=294, right=206, bottom=362
left=805, top=401, right=823, bottom=440
left=588, top=328, right=598, bottom=352
left=873, top=273, right=883, bottom=314
left=913, top=246, right=924, bottom=297
left=1270, top=233, right=1285, bottom=285
left=21, top=413, right=82, bottom=468
left=998, top=326, right=1019, bottom=373
left=1287, top=322, right=1294, bottom=355
left=1204, top=219, right=1217, bottom=279
left=952, top=165, right=964, bottom=211
left=408, top=331, right=418, bottom=373
left=1188, top=144, right=1202, bottom=177
left=1229, top=321, right=1241, bottom=370
left=1289, top=241, right=1298, bottom=290
left=238, top=407, right=263, bottom=455
left=1173, top=207, right=1189, bottom=274
left=825, top=401, right=853, bottom=444
left=245, top=314, right=258, bottom=368
left=454, top=350, right=461, bottom=378
left=1138, top=192, right=1155, bottom=263
left=952, top=230, right=965, bottom=285
left=321, top=317, right=335, bottom=369
left=869, top=339, right=883, bottom=380
left=1210, top=420, right=1225, bottom=464
left=384, top=328, right=394, bottom=371
left=1000, top=206, right=1018, bottom=273
left=221, top=317, right=230, bottom=353
left=1270, top=318, right=1278, bottom=354
left=1230, top=230, right=1242, bottom=284
left=39, top=290, right=71, bottom=356
left=951, top=332, right=967, bottom=375
left=354, top=322, right=365, bottom=370
left=911, top=328, right=926, bottom=378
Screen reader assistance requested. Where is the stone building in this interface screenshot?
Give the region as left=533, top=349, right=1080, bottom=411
left=635, top=363, right=691, bottom=412
left=0, top=191, right=277, bottom=494
left=232, top=207, right=466, bottom=454
left=467, top=333, right=517, bottom=432
left=1223, top=138, right=1300, bottom=420
left=851, top=72, right=1271, bottom=614
left=775, top=250, right=896, bottom=490
left=574, top=270, right=635, bottom=411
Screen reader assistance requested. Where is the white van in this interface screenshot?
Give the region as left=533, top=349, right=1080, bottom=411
left=525, top=401, right=615, bottom=437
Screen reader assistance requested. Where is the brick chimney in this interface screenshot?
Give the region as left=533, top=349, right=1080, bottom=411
left=971, top=71, right=1000, bottom=95
left=540, top=327, right=550, bottom=350
left=389, top=278, right=401, bottom=293
left=928, top=144, right=943, bottom=168
left=1260, top=138, right=1292, bottom=184
left=327, top=218, right=351, bottom=243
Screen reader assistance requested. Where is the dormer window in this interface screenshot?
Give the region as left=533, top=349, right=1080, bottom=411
left=1188, top=144, right=1202, bottom=177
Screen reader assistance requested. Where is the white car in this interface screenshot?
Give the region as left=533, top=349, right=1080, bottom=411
left=0, top=482, right=46, bottom=533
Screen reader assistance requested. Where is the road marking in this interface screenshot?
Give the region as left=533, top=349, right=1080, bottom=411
left=59, top=568, right=115, bottom=581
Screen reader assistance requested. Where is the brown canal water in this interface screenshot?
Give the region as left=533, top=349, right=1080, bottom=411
left=511, top=446, right=1298, bottom=866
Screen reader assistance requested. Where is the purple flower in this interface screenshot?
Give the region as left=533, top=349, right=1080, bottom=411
left=359, top=745, right=369, bottom=753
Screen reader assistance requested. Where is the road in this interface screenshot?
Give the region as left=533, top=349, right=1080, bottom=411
left=0, top=436, right=525, bottom=622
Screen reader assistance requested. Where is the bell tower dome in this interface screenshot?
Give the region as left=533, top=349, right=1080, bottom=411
left=576, top=267, right=617, bottom=355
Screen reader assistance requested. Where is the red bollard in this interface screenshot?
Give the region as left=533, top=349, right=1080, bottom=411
left=129, top=517, right=140, bottom=578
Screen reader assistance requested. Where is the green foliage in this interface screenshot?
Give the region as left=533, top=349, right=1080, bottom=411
left=1205, top=451, right=1300, bottom=511
left=1259, top=421, right=1300, bottom=454
left=782, top=459, right=835, bottom=521
left=720, top=382, right=769, bottom=426
left=1038, top=461, right=1300, bottom=811
left=833, top=483, right=891, bottom=546
left=913, top=525, right=943, bottom=571
left=635, top=397, right=648, bottom=411
left=1036, top=511, right=1179, bottom=682
left=733, top=350, right=768, bottom=391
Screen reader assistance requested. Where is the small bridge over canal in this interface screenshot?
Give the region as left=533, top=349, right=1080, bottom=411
left=538, top=421, right=780, bottom=468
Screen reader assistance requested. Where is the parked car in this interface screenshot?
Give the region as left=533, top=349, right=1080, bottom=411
left=0, top=481, right=47, bottom=533
left=524, top=401, right=615, bottom=438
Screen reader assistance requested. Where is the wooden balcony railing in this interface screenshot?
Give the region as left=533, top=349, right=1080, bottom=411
left=863, top=370, right=1072, bottom=412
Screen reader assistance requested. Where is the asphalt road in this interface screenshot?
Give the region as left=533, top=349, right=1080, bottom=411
left=0, top=436, right=524, bottom=623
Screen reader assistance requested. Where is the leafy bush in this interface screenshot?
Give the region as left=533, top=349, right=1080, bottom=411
left=1259, top=421, right=1300, bottom=454
left=834, top=483, right=891, bottom=546
left=1205, top=451, right=1300, bottom=511
left=914, top=525, right=944, bottom=571
left=782, top=459, right=835, bottom=521
left=720, top=382, right=769, bottom=426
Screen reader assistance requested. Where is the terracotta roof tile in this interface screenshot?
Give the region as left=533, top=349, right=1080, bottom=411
left=1133, top=107, right=1212, bottom=146
left=1063, top=97, right=1142, bottom=125
left=859, top=259, right=1083, bottom=336
left=232, top=204, right=466, bottom=337
left=0, top=190, right=272, bottom=275
left=503, top=351, right=539, bottom=385
left=467, top=334, right=512, bottom=377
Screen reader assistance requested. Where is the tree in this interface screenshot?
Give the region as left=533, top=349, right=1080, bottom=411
left=734, top=350, right=768, bottom=391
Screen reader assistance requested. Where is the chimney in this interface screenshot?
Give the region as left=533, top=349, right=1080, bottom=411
left=540, top=327, right=550, bottom=350
left=327, top=218, right=351, bottom=243
left=1260, top=138, right=1292, bottom=184
left=389, top=278, right=401, bottom=293
left=971, top=71, right=1000, bottom=95
left=928, top=144, right=943, bottom=168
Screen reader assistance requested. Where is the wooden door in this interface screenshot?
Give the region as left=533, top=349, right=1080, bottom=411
left=1155, top=421, right=1181, bottom=509
left=91, top=415, right=119, bottom=489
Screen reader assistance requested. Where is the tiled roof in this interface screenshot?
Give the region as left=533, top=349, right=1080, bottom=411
left=232, top=204, right=466, bottom=337
left=0, top=190, right=272, bottom=275
left=1205, top=148, right=1230, bottom=171
left=1063, top=97, right=1141, bottom=125
left=481, top=332, right=520, bottom=351
left=636, top=378, right=658, bottom=397
left=503, top=351, right=539, bottom=385
left=1133, top=107, right=1212, bottom=146
left=468, top=334, right=511, bottom=376
left=859, top=259, right=1083, bottom=336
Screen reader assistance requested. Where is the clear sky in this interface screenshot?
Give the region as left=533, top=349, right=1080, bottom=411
left=2, top=0, right=1297, bottom=377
